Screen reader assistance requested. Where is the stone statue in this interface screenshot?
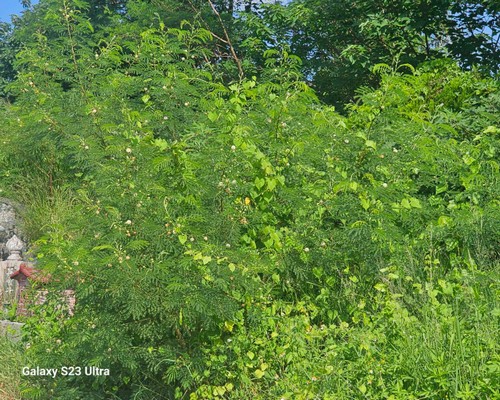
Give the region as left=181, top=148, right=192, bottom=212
left=0, top=198, right=23, bottom=261
left=0, top=198, right=33, bottom=317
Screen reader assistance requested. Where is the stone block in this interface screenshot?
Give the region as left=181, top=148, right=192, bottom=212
left=0, top=320, right=24, bottom=342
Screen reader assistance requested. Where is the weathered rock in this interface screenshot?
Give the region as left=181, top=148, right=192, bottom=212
left=0, top=320, right=24, bottom=342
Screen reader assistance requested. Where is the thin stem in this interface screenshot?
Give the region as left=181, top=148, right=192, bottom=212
left=62, top=0, right=86, bottom=96
left=206, top=0, right=244, bottom=80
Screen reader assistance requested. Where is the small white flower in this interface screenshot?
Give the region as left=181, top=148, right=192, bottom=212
left=203, top=236, right=208, bottom=241
left=231, top=145, right=236, bottom=151
left=190, top=237, right=195, bottom=242
left=393, top=148, right=398, bottom=153
left=125, top=220, right=132, bottom=225
left=226, top=243, right=231, bottom=248
left=344, top=139, right=349, bottom=144
left=84, top=145, right=89, bottom=150
left=320, top=241, right=326, bottom=247
left=304, top=247, right=310, bottom=252
left=163, top=116, right=168, bottom=120
left=382, top=183, right=388, bottom=188
left=126, top=147, right=132, bottom=153
left=184, top=102, right=190, bottom=106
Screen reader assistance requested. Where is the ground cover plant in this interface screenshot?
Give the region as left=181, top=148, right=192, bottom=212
left=0, top=0, right=498, bottom=399
left=0, top=334, right=23, bottom=400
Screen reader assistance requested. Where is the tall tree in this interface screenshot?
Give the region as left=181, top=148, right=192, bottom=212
left=0, top=22, right=16, bottom=98
left=249, top=0, right=499, bottom=108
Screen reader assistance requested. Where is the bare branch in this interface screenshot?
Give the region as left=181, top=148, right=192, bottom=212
left=206, top=0, right=244, bottom=80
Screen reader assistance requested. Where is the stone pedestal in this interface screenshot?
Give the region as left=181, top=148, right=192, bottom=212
left=1, top=260, right=22, bottom=311
left=1, top=236, right=27, bottom=315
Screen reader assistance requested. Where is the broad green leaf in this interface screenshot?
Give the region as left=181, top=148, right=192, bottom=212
left=254, top=369, right=265, bottom=379
left=409, top=197, right=422, bottom=208
left=401, top=198, right=411, bottom=209
left=202, top=256, right=212, bottom=265
left=255, top=177, right=265, bottom=189
left=365, top=139, right=377, bottom=149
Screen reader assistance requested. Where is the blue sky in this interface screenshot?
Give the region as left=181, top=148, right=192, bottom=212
left=0, top=0, right=38, bottom=23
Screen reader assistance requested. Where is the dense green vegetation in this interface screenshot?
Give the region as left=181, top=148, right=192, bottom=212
left=0, top=0, right=498, bottom=399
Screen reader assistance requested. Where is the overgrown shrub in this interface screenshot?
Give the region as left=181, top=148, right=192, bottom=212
left=0, top=1, right=498, bottom=399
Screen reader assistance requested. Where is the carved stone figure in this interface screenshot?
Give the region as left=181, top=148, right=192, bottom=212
left=0, top=198, right=23, bottom=260
left=0, top=199, right=26, bottom=314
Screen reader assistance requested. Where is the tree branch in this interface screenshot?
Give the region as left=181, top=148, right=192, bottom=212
left=206, top=0, right=244, bottom=80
